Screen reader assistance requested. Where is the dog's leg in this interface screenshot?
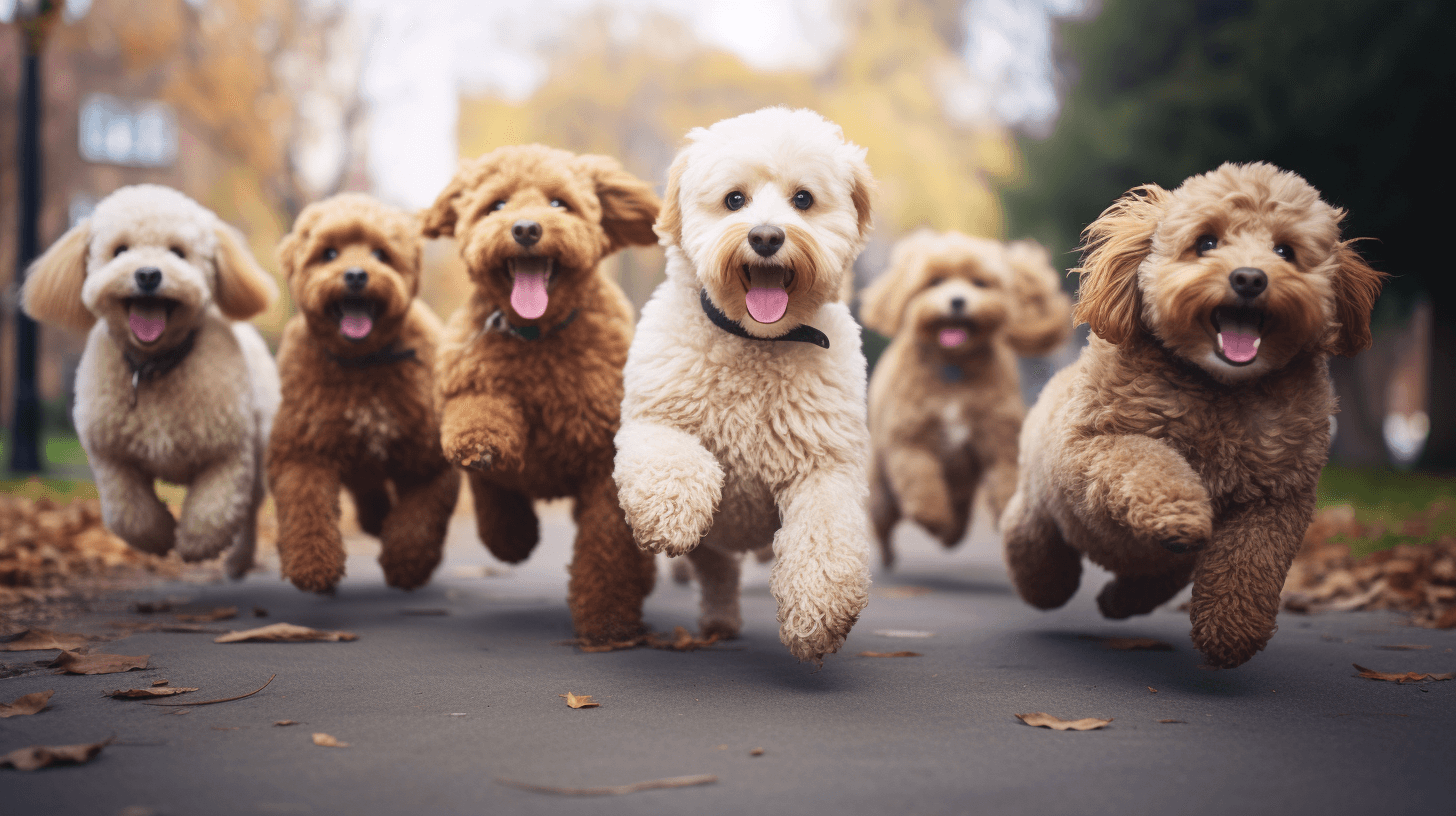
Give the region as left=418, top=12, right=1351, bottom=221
left=222, top=457, right=267, bottom=580
left=1059, top=434, right=1212, bottom=554
left=568, top=474, right=655, bottom=645
left=1002, top=488, right=1082, bottom=609
left=613, top=420, right=723, bottom=556
left=981, top=453, right=1019, bottom=531
left=869, top=454, right=901, bottom=568
left=771, top=467, right=871, bottom=663
left=1189, top=500, right=1312, bottom=668
left=91, top=458, right=176, bottom=555
left=343, top=474, right=392, bottom=538
left=468, top=472, right=539, bottom=563
left=378, top=466, right=461, bottom=591
left=270, top=459, right=346, bottom=593
left=687, top=543, right=742, bottom=639
left=175, top=455, right=257, bottom=563
left=439, top=393, right=526, bottom=472
left=1097, top=566, right=1194, bottom=619
left=881, top=444, right=958, bottom=547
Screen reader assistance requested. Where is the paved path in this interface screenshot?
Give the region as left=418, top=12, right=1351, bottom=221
left=4, top=505, right=1453, bottom=815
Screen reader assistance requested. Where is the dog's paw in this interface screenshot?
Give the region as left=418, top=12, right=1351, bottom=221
left=700, top=616, right=741, bottom=642
left=287, top=564, right=344, bottom=595
left=775, top=576, right=867, bottom=664
left=622, top=490, right=715, bottom=557
left=443, top=429, right=517, bottom=473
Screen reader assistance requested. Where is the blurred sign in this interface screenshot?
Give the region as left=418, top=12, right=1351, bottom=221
left=78, top=93, right=177, bottom=168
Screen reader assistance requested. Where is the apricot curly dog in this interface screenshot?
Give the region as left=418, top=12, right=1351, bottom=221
left=860, top=230, right=1071, bottom=567
left=269, top=194, right=459, bottom=593
left=424, top=145, right=660, bottom=644
left=1001, top=162, right=1385, bottom=668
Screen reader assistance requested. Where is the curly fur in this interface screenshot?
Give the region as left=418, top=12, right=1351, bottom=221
left=1001, top=162, right=1385, bottom=668
left=861, top=230, right=1071, bottom=567
left=20, top=184, right=279, bottom=578
left=614, top=107, right=876, bottom=663
left=267, top=194, right=460, bottom=594
left=426, top=145, right=661, bottom=644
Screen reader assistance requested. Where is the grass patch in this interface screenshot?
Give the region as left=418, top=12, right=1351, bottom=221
left=1316, top=465, right=1456, bottom=558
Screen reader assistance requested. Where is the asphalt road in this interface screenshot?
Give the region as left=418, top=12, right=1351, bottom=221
left=3, top=503, right=1453, bottom=816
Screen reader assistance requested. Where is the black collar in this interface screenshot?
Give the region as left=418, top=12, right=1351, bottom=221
left=123, top=329, right=198, bottom=408
left=328, top=341, right=418, bottom=369
left=698, top=289, right=829, bottom=349
left=481, top=308, right=579, bottom=342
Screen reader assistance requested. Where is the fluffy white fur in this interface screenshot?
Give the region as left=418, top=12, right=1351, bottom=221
left=614, top=107, right=876, bottom=663
left=21, top=185, right=279, bottom=578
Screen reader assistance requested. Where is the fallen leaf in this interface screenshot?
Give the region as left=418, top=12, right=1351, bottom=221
left=144, top=675, right=275, bottom=707
left=312, top=733, right=349, bottom=747
left=0, top=737, right=112, bottom=770
left=1, top=629, right=102, bottom=652
left=1015, top=712, right=1113, bottom=731
left=495, top=774, right=717, bottom=796
left=749, top=747, right=764, bottom=756
left=560, top=692, right=599, bottom=709
left=151, top=679, right=168, bottom=687
left=1377, top=644, right=1432, bottom=651
left=213, top=623, right=357, bottom=643
left=175, top=606, right=237, bottom=623
left=1352, top=663, right=1455, bottom=684
left=1081, top=635, right=1175, bottom=651
left=1148, top=687, right=1158, bottom=693
left=645, top=626, right=722, bottom=651
left=104, top=687, right=198, bottom=699
left=274, top=720, right=300, bottom=727
left=49, top=651, right=148, bottom=675
left=872, top=629, right=935, bottom=638
left=876, top=586, right=933, bottom=599
left=0, top=690, right=53, bottom=718
left=858, top=651, right=921, bottom=658
left=1157, top=719, right=1187, bottom=724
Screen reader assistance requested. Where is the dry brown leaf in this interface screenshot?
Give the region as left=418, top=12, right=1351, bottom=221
left=858, top=651, right=921, bottom=658
left=1148, top=687, right=1158, bottom=693
left=143, top=674, right=274, bottom=707
left=1081, top=635, right=1175, bottom=651
left=49, top=651, right=148, bottom=675
left=1378, top=644, right=1432, bottom=651
left=274, top=720, right=300, bottom=726
left=645, top=626, right=722, bottom=651
left=560, top=692, right=599, bottom=709
left=311, top=732, right=349, bottom=747
left=104, top=687, right=198, bottom=699
left=1, top=629, right=102, bottom=652
left=749, top=747, right=765, bottom=756
left=495, top=774, right=717, bottom=796
left=0, top=690, right=53, bottom=718
left=0, top=737, right=112, bottom=770
left=213, top=623, right=357, bottom=644
left=151, top=679, right=168, bottom=687
left=1157, top=719, right=1187, bottom=724
left=176, top=606, right=237, bottom=623
left=1352, top=663, right=1455, bottom=684
left=1015, top=712, right=1113, bottom=731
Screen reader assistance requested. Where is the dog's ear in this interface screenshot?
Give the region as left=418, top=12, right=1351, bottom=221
left=654, top=150, right=690, bottom=248
left=848, top=150, right=875, bottom=240
left=859, top=230, right=933, bottom=337
left=1329, top=238, right=1385, bottom=357
left=1072, top=184, right=1168, bottom=345
left=421, top=165, right=468, bottom=239
left=1003, top=239, right=1073, bottom=356
left=276, top=204, right=320, bottom=283
left=213, top=222, right=277, bottom=320
left=575, top=154, right=661, bottom=253
left=21, top=218, right=96, bottom=334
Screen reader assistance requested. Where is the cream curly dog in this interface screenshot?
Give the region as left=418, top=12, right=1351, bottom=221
left=860, top=230, right=1071, bottom=567
left=614, top=107, right=876, bottom=663
left=1001, top=162, right=1384, bottom=668
left=21, top=185, right=279, bottom=578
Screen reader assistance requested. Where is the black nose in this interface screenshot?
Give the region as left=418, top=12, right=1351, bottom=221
left=512, top=220, right=542, bottom=247
left=134, top=267, right=162, bottom=293
left=748, top=225, right=785, bottom=257
left=1229, top=267, right=1267, bottom=299
left=343, top=268, right=368, bottom=292
left=950, top=297, right=966, bottom=313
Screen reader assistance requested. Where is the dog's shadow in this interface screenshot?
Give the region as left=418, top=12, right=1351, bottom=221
left=1026, top=628, right=1275, bottom=698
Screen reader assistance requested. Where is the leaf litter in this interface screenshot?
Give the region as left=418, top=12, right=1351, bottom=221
left=0, top=690, right=53, bottom=718
left=105, top=687, right=198, bottom=699
left=1, top=737, right=113, bottom=771
left=1352, top=663, right=1454, bottom=684
left=49, top=651, right=148, bottom=675
left=214, top=623, right=356, bottom=643
left=2, top=628, right=107, bottom=652
left=1015, top=712, right=1113, bottom=731
left=560, top=692, right=599, bottom=709
left=144, top=674, right=275, bottom=707
left=496, top=774, right=718, bottom=796
left=312, top=733, right=349, bottom=747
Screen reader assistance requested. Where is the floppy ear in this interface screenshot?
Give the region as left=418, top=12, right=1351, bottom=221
left=275, top=204, right=320, bottom=283
left=1072, top=184, right=1168, bottom=345
left=1329, top=238, right=1385, bottom=357
left=849, top=150, right=875, bottom=240
left=421, top=164, right=470, bottom=239
left=213, top=222, right=277, bottom=320
left=653, top=150, right=689, bottom=248
left=576, top=154, right=661, bottom=253
left=22, top=219, right=96, bottom=334
left=859, top=230, right=933, bottom=337
left=1003, top=239, right=1073, bottom=356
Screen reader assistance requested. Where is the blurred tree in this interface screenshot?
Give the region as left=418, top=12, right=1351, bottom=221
left=1004, top=0, right=1456, bottom=470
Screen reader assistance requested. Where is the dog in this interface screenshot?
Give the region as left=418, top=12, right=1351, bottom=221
left=20, top=184, right=279, bottom=579
left=1001, top=162, right=1385, bottom=668
left=860, top=230, right=1071, bottom=567
left=613, top=107, right=876, bottom=663
left=268, top=193, right=460, bottom=593
left=423, top=145, right=661, bottom=644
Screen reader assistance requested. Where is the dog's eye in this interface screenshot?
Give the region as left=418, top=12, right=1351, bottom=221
left=927, top=276, right=945, bottom=288
left=1195, top=234, right=1218, bottom=256
left=550, top=199, right=567, bottom=210
left=322, top=248, right=338, bottom=262
left=1273, top=243, right=1296, bottom=263
left=972, top=279, right=989, bottom=289
left=491, top=200, right=507, bottom=212
left=792, top=190, right=813, bottom=211
left=113, top=245, right=128, bottom=258
left=373, top=248, right=389, bottom=263
left=724, top=191, right=746, bottom=211
left=169, top=246, right=185, bottom=259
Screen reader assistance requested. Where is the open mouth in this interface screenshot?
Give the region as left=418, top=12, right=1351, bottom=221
left=1211, top=305, right=1264, bottom=366
left=124, top=297, right=177, bottom=345
left=505, top=257, right=556, bottom=320
left=331, top=297, right=378, bottom=341
left=741, top=264, right=795, bottom=324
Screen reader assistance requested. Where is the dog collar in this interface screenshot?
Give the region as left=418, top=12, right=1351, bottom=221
left=327, top=342, right=418, bottom=369
left=939, top=364, right=965, bottom=383
left=123, top=329, right=199, bottom=408
left=481, top=308, right=579, bottom=342
left=698, top=289, right=829, bottom=349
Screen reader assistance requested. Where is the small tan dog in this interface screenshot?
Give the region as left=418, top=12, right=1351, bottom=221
left=1001, top=162, right=1384, bottom=668
left=860, top=230, right=1071, bottom=567
left=21, top=184, right=279, bottom=578
left=268, top=194, right=460, bottom=594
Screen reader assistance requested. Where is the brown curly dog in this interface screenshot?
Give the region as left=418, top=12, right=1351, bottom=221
left=268, top=193, right=460, bottom=593
left=860, top=230, right=1071, bottom=568
left=423, top=145, right=660, bottom=644
left=1001, top=162, right=1385, bottom=668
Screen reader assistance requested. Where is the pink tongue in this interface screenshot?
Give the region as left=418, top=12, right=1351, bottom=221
left=1221, top=330, right=1259, bottom=363
left=511, top=270, right=549, bottom=320
left=339, top=313, right=374, bottom=340
left=744, top=286, right=789, bottom=324
left=128, top=310, right=166, bottom=343
left=938, top=327, right=968, bottom=348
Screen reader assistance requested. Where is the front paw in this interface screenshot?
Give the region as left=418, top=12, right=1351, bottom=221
left=286, top=561, right=345, bottom=595
left=775, top=572, right=869, bottom=664
left=444, top=430, right=517, bottom=473
left=618, top=480, right=716, bottom=557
